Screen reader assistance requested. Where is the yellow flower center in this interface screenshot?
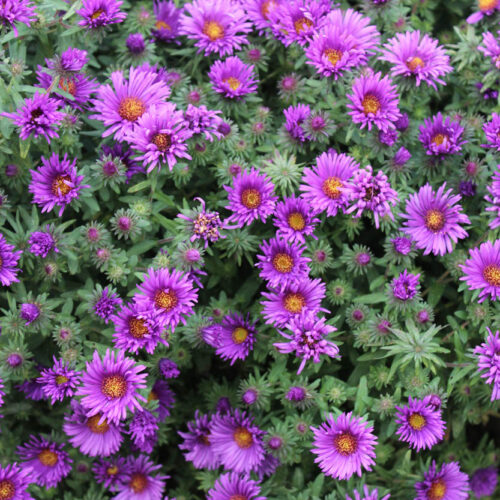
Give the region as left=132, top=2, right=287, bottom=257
left=151, top=133, right=171, bottom=152
left=155, top=20, right=171, bottom=30
left=233, top=427, right=253, bottom=448
left=87, top=414, right=110, bottom=434
left=129, top=317, right=149, bottom=339
left=322, top=176, right=342, bottom=199
left=272, top=253, right=294, bottom=273
left=38, top=449, right=59, bottom=467
left=287, top=212, right=306, bottom=231
left=0, top=256, right=2, bottom=269
left=424, top=209, right=445, bottom=232
left=408, top=412, right=426, bottom=431
left=203, top=20, right=224, bottom=41
left=118, top=97, right=146, bottom=122
left=483, top=264, right=500, bottom=287
left=241, top=188, right=261, bottom=209
left=479, top=0, right=498, bottom=12
left=51, top=175, right=72, bottom=196
left=294, top=17, right=313, bottom=34
left=232, top=327, right=249, bottom=344
left=91, top=9, right=104, bottom=20
left=334, top=432, right=357, bottom=456
left=229, top=496, right=247, bottom=500
left=154, top=289, right=178, bottom=311
left=101, top=374, right=128, bottom=399
left=324, top=48, right=342, bottom=67
left=223, top=77, right=241, bottom=91
left=432, top=133, right=448, bottom=146
left=55, top=375, right=69, bottom=385
left=407, top=56, right=425, bottom=71
left=0, top=480, right=15, bottom=500
left=362, top=94, right=381, bottom=115
left=107, top=465, right=119, bottom=475
left=283, top=292, right=305, bottom=313
left=130, top=473, right=148, bottom=493
left=427, top=479, right=447, bottom=500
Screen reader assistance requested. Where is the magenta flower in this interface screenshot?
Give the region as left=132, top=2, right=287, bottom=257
left=93, top=457, right=130, bottom=491
left=470, top=466, right=498, bottom=498
left=29, top=153, right=88, bottom=217
left=391, top=269, right=420, bottom=302
left=48, top=47, right=88, bottom=74
left=400, top=183, right=470, bottom=256
left=478, top=31, right=500, bottom=69
left=92, top=286, right=123, bottom=324
left=418, top=112, right=466, bottom=157
left=347, top=72, right=401, bottom=132
left=90, top=65, right=171, bottom=141
left=467, top=0, right=500, bottom=24
left=460, top=240, right=500, bottom=303
left=273, top=195, right=319, bottom=243
left=346, top=486, right=390, bottom=500
left=183, top=104, right=222, bottom=141
left=153, top=1, right=182, bottom=42
left=77, top=0, right=126, bottom=29
left=214, top=312, right=257, bottom=365
left=486, top=167, right=500, bottom=230
left=38, top=357, right=81, bottom=404
left=245, top=0, right=282, bottom=34
left=76, top=349, right=147, bottom=425
left=179, top=0, right=251, bottom=57
left=283, top=103, right=311, bottom=143
left=311, top=412, right=377, bottom=480
left=208, top=472, right=266, bottom=500
left=415, top=461, right=469, bottom=500
left=0, top=462, right=33, bottom=500
left=0, top=0, right=36, bottom=35
left=28, top=227, right=58, bottom=258
left=474, top=327, right=500, bottom=401
left=208, top=56, right=258, bottom=100
left=224, top=167, right=278, bottom=227
left=150, top=379, right=176, bottom=422
left=300, top=151, right=359, bottom=217
left=381, top=31, right=452, bottom=89
left=129, top=409, right=159, bottom=453
left=0, top=233, right=22, bottom=287
left=482, top=113, right=500, bottom=151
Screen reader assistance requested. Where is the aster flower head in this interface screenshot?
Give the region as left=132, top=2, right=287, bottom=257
left=300, top=151, right=359, bottom=217
left=400, top=183, right=470, bottom=256
left=90, top=66, right=171, bottom=141
left=1, top=91, right=64, bottom=143
left=38, top=357, right=81, bottom=404
left=478, top=31, right=500, bottom=70
left=283, top=103, right=311, bottom=144
left=418, top=112, right=466, bottom=157
left=470, top=466, right=498, bottom=498
left=273, top=195, right=319, bottom=243
left=345, top=165, right=399, bottom=228
left=179, top=0, right=252, bottom=57
left=183, top=104, right=223, bottom=141
left=224, top=167, right=278, bottom=227
left=256, top=237, right=310, bottom=290
left=91, top=286, right=122, bottom=324
left=275, top=310, right=339, bottom=374
left=129, top=409, right=159, bottom=453
left=0, top=233, right=22, bottom=287
left=77, top=0, right=127, bottom=29
left=0, top=0, right=36, bottom=36
left=347, top=72, right=401, bottom=132
left=93, top=457, right=130, bottom=491
left=209, top=56, right=258, bottom=101
left=153, top=1, right=182, bottom=42
left=474, top=327, right=500, bottom=401
left=460, top=240, right=500, bottom=303
left=245, top=0, right=282, bottom=33
left=178, top=410, right=220, bottom=470
left=415, top=461, right=469, bottom=500
left=482, top=113, right=500, bottom=152
left=134, top=267, right=198, bottom=331
left=391, top=269, right=420, bottom=303
left=208, top=472, right=266, bottom=500
left=29, top=153, right=88, bottom=217
left=47, top=47, right=88, bottom=75
left=486, top=167, right=500, bottom=230
left=467, top=0, right=500, bottom=23
left=346, top=485, right=391, bottom=500
left=63, top=399, right=123, bottom=457
left=17, top=435, right=72, bottom=489
left=211, top=409, right=266, bottom=474
left=28, top=226, right=59, bottom=258
left=381, top=31, right=452, bottom=89
left=0, top=462, right=33, bottom=500
left=158, top=358, right=179, bottom=379
left=214, top=312, right=257, bottom=365
left=77, top=348, right=147, bottom=425
left=150, top=379, right=175, bottom=422
left=311, top=412, right=377, bottom=480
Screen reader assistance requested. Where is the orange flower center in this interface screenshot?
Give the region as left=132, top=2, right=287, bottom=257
left=0, top=480, right=15, bottom=500
left=38, top=449, right=59, bottom=467
left=200, top=434, right=211, bottom=445
left=203, top=20, right=224, bottom=41
left=101, top=374, right=128, bottom=399
left=407, top=56, right=425, bottom=71
left=154, top=289, right=178, bottom=311
left=129, top=473, right=148, bottom=493
left=324, top=48, right=342, bottom=67
left=333, top=432, right=358, bottom=456
left=479, top=0, right=498, bottom=12
left=483, top=264, right=500, bottom=287
left=362, top=94, right=381, bottom=115
left=55, top=375, right=69, bottom=385
left=427, top=479, right=447, bottom=500
left=261, top=0, right=277, bottom=19
left=155, top=20, right=171, bottom=30
left=118, top=97, right=146, bottom=122
left=223, top=77, right=241, bottom=91
left=51, top=175, right=72, bottom=196
left=107, top=465, right=119, bottom=475
left=241, top=188, right=261, bottom=209
left=0, top=256, right=2, bottom=269
left=151, top=133, right=171, bottom=152
left=233, top=427, right=253, bottom=448
left=432, top=133, right=448, bottom=146
left=148, top=390, right=158, bottom=402
left=287, top=212, right=306, bottom=231
left=91, top=9, right=104, bottom=20
left=408, top=412, right=426, bottom=431
left=272, top=252, right=294, bottom=273
left=87, top=414, right=110, bottom=434
left=59, top=78, right=77, bottom=96
left=424, top=209, right=445, bottom=232
left=232, top=327, right=249, bottom=344
left=283, top=292, right=305, bottom=313
left=229, top=496, right=247, bottom=500
left=322, top=176, right=342, bottom=199
left=294, top=17, right=313, bottom=33
left=129, top=317, right=149, bottom=339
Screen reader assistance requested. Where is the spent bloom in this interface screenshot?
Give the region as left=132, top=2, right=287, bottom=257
left=414, top=461, right=469, bottom=500
left=473, top=327, right=500, bottom=401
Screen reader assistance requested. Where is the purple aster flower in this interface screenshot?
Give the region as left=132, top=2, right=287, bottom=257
left=224, top=167, right=277, bottom=227
left=77, top=0, right=126, bottom=29
left=208, top=472, right=266, bottom=500
left=245, top=0, right=282, bottom=34
left=49, top=47, right=88, bottom=74
left=29, top=153, right=88, bottom=217
left=486, top=167, right=500, bottom=230
left=261, top=277, right=328, bottom=327
left=76, top=348, right=147, bottom=425
left=0, top=234, right=21, bottom=287
left=381, top=31, right=452, bottom=89
left=17, top=435, right=72, bottom=489
left=253, top=452, right=280, bottom=480
left=286, top=386, right=307, bottom=403
left=460, top=240, right=500, bottom=303
left=415, top=461, right=469, bottom=500
left=90, top=66, right=171, bottom=141
left=478, top=31, right=500, bottom=69
left=208, top=56, right=258, bottom=100
left=126, top=33, right=146, bottom=55
left=311, top=412, right=377, bottom=480
left=1, top=91, right=64, bottom=143
left=400, top=183, right=470, bottom=256
left=158, top=358, right=180, bottom=379
left=482, top=113, right=500, bottom=151
left=274, top=310, right=339, bottom=374
left=153, top=1, right=182, bottom=42
left=379, top=129, right=398, bottom=147
left=347, top=72, right=401, bottom=132
left=346, top=486, right=391, bottom=500
left=467, top=0, right=500, bottom=24
left=300, top=151, right=359, bottom=217
left=178, top=410, right=220, bottom=470
left=0, top=0, right=36, bottom=36
left=92, top=286, right=122, bottom=324
left=63, top=399, right=123, bottom=457
left=345, top=165, right=399, bottom=228
left=391, top=147, right=412, bottom=171
left=179, top=0, right=252, bottom=57
left=133, top=267, right=198, bottom=331
left=391, top=236, right=412, bottom=255
left=93, top=457, right=130, bottom=491
left=305, top=8, right=380, bottom=79
left=214, top=312, right=257, bottom=365
left=129, top=409, right=159, bottom=453
left=474, top=327, right=500, bottom=401
left=256, top=237, right=310, bottom=290
left=395, top=396, right=445, bottom=451
left=459, top=180, right=476, bottom=197
left=283, top=103, right=311, bottom=143
left=17, top=370, right=47, bottom=401
left=115, top=455, right=167, bottom=500
left=38, top=357, right=81, bottom=403
left=101, top=143, right=144, bottom=182
left=112, top=301, right=166, bottom=354
left=0, top=378, right=4, bottom=409
left=183, top=104, right=222, bottom=141
left=211, top=409, right=266, bottom=474
left=28, top=227, right=58, bottom=258
left=391, top=269, right=420, bottom=302
left=273, top=195, right=319, bottom=243
left=19, top=303, right=40, bottom=326
left=0, top=462, right=33, bottom=500
left=418, top=112, right=466, bottom=157
left=470, top=466, right=498, bottom=498
left=150, top=379, right=175, bottom=422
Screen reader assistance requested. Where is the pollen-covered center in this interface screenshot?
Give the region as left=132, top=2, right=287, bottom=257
left=424, top=209, right=446, bottom=232
left=91, top=9, right=104, bottom=20
left=408, top=412, right=426, bottom=431
left=483, top=264, right=500, bottom=287
left=241, top=188, right=262, bottom=209
left=322, top=176, right=342, bottom=199
left=362, top=94, right=381, bottom=115
left=233, top=426, right=253, bottom=448
left=333, top=432, right=358, bottom=456
left=272, top=252, right=294, bottom=273
left=101, top=374, right=128, bottom=399
left=151, top=133, right=171, bottom=152
left=427, top=479, right=447, bottom=500
left=203, top=20, right=224, bottom=41
left=51, top=175, right=72, bottom=196
left=129, top=317, right=149, bottom=339
left=155, top=20, right=171, bottom=30
left=287, top=211, right=306, bottom=231
left=118, top=97, right=146, bottom=122
left=55, top=375, right=69, bottom=385
left=59, top=78, right=77, bottom=96
left=283, top=292, right=306, bottom=313
left=223, top=77, right=241, bottom=91
left=130, top=473, right=148, bottom=493
left=294, top=17, right=313, bottom=34
left=232, top=327, right=249, bottom=344
left=38, top=448, right=59, bottom=467
left=407, top=56, right=425, bottom=71
left=479, top=0, right=498, bottom=12
left=87, top=414, right=110, bottom=434
left=0, top=479, right=15, bottom=500
left=432, top=133, right=448, bottom=146
left=324, top=48, right=342, bottom=67
left=154, top=289, right=178, bottom=311
left=107, top=465, right=119, bottom=475
left=229, top=495, right=247, bottom=500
